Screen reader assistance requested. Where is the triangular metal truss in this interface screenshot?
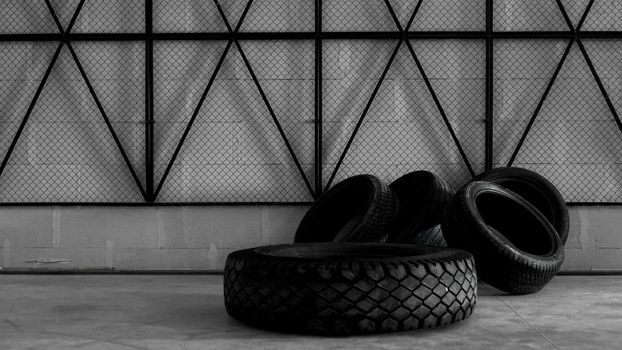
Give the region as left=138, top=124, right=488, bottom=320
left=507, top=0, right=622, bottom=167
left=0, top=0, right=147, bottom=201
left=0, top=0, right=620, bottom=204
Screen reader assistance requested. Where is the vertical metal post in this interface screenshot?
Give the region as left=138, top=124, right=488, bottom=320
left=145, top=0, right=155, bottom=201
left=314, top=0, right=323, bottom=198
left=484, top=0, right=494, bottom=172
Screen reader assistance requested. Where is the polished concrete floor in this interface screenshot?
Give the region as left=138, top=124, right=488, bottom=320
left=0, top=275, right=620, bottom=350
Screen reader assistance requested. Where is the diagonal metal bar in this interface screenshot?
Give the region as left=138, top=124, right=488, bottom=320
left=507, top=39, right=575, bottom=167
left=44, top=0, right=65, bottom=34
left=405, top=40, right=475, bottom=177
left=484, top=0, right=494, bottom=171
left=66, top=42, right=148, bottom=200
left=576, top=39, right=622, bottom=136
left=383, top=0, right=404, bottom=32
left=405, top=0, right=425, bottom=32
left=324, top=40, right=403, bottom=191
left=234, top=0, right=255, bottom=33
left=145, top=0, right=155, bottom=201
left=235, top=40, right=316, bottom=197
left=213, top=0, right=234, bottom=33
left=554, top=0, right=575, bottom=32
left=576, top=0, right=595, bottom=32
left=153, top=41, right=234, bottom=199
left=0, top=43, right=64, bottom=179
left=66, top=0, right=87, bottom=34
left=215, top=0, right=315, bottom=197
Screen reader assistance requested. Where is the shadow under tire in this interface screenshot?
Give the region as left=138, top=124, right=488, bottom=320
left=294, top=175, right=398, bottom=243
left=474, top=167, right=569, bottom=245
left=442, top=181, right=564, bottom=295
left=224, top=243, right=477, bottom=335
left=388, top=171, right=454, bottom=247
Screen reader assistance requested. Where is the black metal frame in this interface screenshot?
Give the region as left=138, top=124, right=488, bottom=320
left=0, top=0, right=621, bottom=206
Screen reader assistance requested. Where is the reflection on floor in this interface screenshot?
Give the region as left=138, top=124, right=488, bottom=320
left=0, top=275, right=619, bottom=349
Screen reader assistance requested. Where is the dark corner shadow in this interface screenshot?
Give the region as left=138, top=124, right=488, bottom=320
left=477, top=281, right=507, bottom=297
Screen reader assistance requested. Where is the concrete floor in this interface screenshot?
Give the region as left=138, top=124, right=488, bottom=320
left=0, top=275, right=620, bottom=350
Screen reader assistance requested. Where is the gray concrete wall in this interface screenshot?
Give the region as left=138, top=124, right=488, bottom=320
left=0, top=205, right=620, bottom=272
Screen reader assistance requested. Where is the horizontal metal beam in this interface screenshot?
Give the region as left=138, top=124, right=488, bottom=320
left=0, top=202, right=314, bottom=206
left=0, top=201, right=617, bottom=207
left=4, top=31, right=622, bottom=42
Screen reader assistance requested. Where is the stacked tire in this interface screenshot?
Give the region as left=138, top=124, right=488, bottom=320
left=224, top=167, right=568, bottom=334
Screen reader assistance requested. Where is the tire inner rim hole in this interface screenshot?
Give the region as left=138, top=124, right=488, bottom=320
left=315, top=182, right=372, bottom=241
left=497, top=180, right=556, bottom=222
left=476, top=192, right=555, bottom=256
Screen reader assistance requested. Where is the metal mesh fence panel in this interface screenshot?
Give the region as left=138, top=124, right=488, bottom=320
left=493, top=0, right=569, bottom=31
left=238, top=0, right=315, bottom=32
left=0, top=1, right=58, bottom=34
left=322, top=40, right=399, bottom=186
left=153, top=1, right=226, bottom=33
left=154, top=40, right=314, bottom=202
left=493, top=40, right=569, bottom=166
left=497, top=41, right=622, bottom=202
left=582, top=0, right=622, bottom=31
left=322, top=40, right=484, bottom=190
left=408, top=0, right=485, bottom=31
left=0, top=0, right=621, bottom=204
left=322, top=0, right=396, bottom=32
left=71, top=0, right=145, bottom=33
left=0, top=43, right=144, bottom=202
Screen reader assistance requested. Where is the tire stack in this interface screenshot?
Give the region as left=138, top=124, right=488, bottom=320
left=224, top=167, right=568, bottom=334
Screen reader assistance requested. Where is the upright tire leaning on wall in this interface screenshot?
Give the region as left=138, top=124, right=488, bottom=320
left=442, top=181, right=564, bottom=295
left=294, top=175, right=398, bottom=243
left=388, top=171, right=454, bottom=247
left=474, top=167, right=569, bottom=245
left=224, top=243, right=477, bottom=335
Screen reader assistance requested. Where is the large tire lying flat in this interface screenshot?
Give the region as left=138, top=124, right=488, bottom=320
left=224, top=243, right=477, bottom=335
left=474, top=167, right=569, bottom=245
left=388, top=171, right=454, bottom=247
left=294, top=175, right=398, bottom=243
left=442, top=181, right=564, bottom=295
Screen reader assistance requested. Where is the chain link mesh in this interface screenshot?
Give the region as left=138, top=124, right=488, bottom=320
left=239, top=0, right=314, bottom=32
left=582, top=0, right=622, bottom=31
left=1, top=1, right=621, bottom=203
left=48, top=0, right=82, bottom=30
left=408, top=0, right=485, bottom=31
left=0, top=43, right=144, bottom=202
left=494, top=0, right=569, bottom=31
left=495, top=39, right=622, bottom=202
left=154, top=40, right=314, bottom=202
left=71, top=0, right=145, bottom=33
left=322, top=40, right=484, bottom=190
left=0, top=1, right=57, bottom=33
left=322, top=0, right=396, bottom=32
left=153, top=1, right=227, bottom=33
left=561, top=0, right=592, bottom=29
left=493, top=40, right=569, bottom=165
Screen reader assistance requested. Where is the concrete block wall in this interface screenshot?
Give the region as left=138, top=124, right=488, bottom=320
left=0, top=205, right=620, bottom=272
left=0, top=206, right=306, bottom=271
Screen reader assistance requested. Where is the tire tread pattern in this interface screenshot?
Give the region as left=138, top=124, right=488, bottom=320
left=224, top=247, right=477, bottom=334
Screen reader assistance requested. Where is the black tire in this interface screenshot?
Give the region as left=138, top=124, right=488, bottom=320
left=224, top=243, right=477, bottom=335
left=388, top=171, right=454, bottom=247
left=294, top=175, right=398, bottom=243
left=474, top=167, right=569, bottom=245
left=410, top=225, right=446, bottom=247
left=442, top=181, right=564, bottom=295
